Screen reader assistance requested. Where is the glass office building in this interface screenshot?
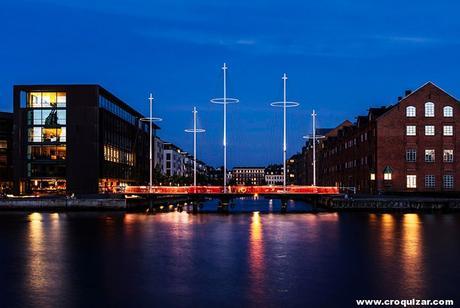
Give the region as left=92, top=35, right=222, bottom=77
left=13, top=85, right=158, bottom=195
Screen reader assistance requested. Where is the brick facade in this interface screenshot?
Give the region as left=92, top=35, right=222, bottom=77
left=305, top=82, right=460, bottom=193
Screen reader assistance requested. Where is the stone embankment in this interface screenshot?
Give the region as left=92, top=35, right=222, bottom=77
left=319, top=196, right=460, bottom=211
left=0, top=198, right=126, bottom=210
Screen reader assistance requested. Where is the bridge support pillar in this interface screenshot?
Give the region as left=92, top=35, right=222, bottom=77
left=217, top=196, right=231, bottom=213
left=280, top=196, right=288, bottom=213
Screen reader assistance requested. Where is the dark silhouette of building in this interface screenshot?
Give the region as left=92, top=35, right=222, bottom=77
left=0, top=112, right=13, bottom=192
left=13, top=85, right=159, bottom=195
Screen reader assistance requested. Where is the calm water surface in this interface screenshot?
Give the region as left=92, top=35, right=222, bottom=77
left=0, top=198, right=459, bottom=307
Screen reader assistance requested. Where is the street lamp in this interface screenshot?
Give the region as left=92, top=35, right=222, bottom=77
left=140, top=93, right=162, bottom=192
left=211, top=63, right=239, bottom=193
left=185, top=107, right=206, bottom=191
left=271, top=73, right=299, bottom=191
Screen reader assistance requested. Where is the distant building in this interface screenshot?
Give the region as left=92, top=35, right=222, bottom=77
left=154, top=136, right=165, bottom=174
left=163, top=143, right=185, bottom=177
left=232, top=167, right=265, bottom=185
left=310, top=82, right=460, bottom=193
left=286, top=154, right=302, bottom=185
left=0, top=112, right=13, bottom=192
left=12, top=85, right=159, bottom=194
left=264, top=164, right=283, bottom=185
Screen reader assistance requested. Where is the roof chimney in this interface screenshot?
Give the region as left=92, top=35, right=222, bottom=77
left=405, top=89, right=412, bottom=96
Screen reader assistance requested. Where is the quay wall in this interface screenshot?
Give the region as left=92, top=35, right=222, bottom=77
left=0, top=198, right=126, bottom=210
left=319, top=196, right=460, bottom=211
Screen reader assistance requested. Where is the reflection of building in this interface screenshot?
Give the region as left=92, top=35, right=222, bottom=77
left=264, top=164, right=283, bottom=185
left=232, top=167, right=265, bottom=185
left=308, top=82, right=460, bottom=193
left=0, top=112, right=13, bottom=191
left=13, top=85, right=159, bottom=194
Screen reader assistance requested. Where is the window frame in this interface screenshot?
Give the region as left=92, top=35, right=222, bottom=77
left=425, top=102, right=435, bottom=117
left=424, top=175, right=435, bottom=188
left=425, top=149, right=435, bottom=163
left=406, top=106, right=416, bottom=117
left=443, top=106, right=453, bottom=117
left=443, top=125, right=453, bottom=136
left=406, top=149, right=416, bottom=162
left=443, top=175, right=454, bottom=189
left=443, top=149, right=454, bottom=163
left=407, top=175, right=417, bottom=188
left=406, top=125, right=416, bottom=136
left=425, top=125, right=435, bottom=136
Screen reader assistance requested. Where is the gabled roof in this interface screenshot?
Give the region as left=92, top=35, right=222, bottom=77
left=376, top=81, right=460, bottom=121
left=400, top=81, right=460, bottom=103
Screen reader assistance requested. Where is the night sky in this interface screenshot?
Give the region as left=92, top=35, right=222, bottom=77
left=1, top=0, right=460, bottom=167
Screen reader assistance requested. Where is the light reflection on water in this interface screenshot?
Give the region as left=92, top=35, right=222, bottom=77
left=401, top=214, right=424, bottom=295
left=0, top=205, right=458, bottom=307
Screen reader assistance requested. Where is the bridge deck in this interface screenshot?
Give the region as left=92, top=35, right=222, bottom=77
left=123, top=185, right=339, bottom=195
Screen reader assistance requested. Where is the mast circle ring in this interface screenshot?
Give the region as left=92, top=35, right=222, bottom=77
left=140, top=117, right=163, bottom=122
left=210, top=98, right=239, bottom=105
left=185, top=128, right=206, bottom=133
left=270, top=101, right=299, bottom=108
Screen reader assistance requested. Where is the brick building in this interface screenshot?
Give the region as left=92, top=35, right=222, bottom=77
left=311, top=82, right=460, bottom=193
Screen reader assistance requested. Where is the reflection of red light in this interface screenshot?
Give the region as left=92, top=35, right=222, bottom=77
left=124, top=185, right=339, bottom=195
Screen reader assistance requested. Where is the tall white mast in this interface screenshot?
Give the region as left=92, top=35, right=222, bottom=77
left=185, top=107, right=205, bottom=190
left=140, top=93, right=162, bottom=192
left=271, top=73, right=299, bottom=192
left=303, top=110, right=324, bottom=186
left=211, top=63, right=239, bottom=193
left=223, top=63, right=228, bottom=192
left=312, top=110, right=317, bottom=186
left=282, top=73, right=287, bottom=189
left=148, top=93, right=153, bottom=189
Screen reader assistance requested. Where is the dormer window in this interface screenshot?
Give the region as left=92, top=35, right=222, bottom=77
left=425, top=102, right=434, bottom=117
left=383, top=166, right=392, bottom=180
left=406, top=106, right=416, bottom=117
left=443, top=106, right=453, bottom=117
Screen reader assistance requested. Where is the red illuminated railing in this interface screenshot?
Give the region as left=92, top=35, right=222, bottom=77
left=124, top=185, right=339, bottom=195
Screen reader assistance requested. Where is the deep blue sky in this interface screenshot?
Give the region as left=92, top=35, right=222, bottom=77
left=1, top=0, right=460, bottom=167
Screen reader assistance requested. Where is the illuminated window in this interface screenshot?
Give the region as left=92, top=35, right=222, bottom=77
left=370, top=173, right=375, bottom=180
left=425, top=149, right=435, bottom=162
left=443, top=175, right=454, bottom=189
left=425, top=102, right=434, bottom=117
left=443, top=125, right=453, bottom=136
left=383, top=166, right=392, bottom=180
left=406, top=106, right=416, bottom=117
left=443, top=149, right=454, bottom=162
left=406, top=125, right=416, bottom=136
left=443, top=106, right=453, bottom=117
left=407, top=175, right=417, bottom=188
left=425, top=125, right=435, bottom=136
left=425, top=175, right=435, bottom=188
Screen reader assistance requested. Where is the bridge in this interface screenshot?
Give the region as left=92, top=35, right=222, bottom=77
left=130, top=64, right=339, bottom=211
left=124, top=185, right=339, bottom=195
left=124, top=185, right=339, bottom=212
